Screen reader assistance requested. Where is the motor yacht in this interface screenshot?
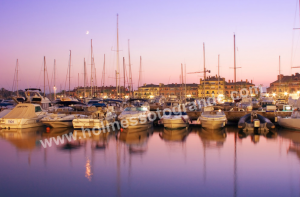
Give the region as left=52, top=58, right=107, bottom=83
left=0, top=103, right=48, bottom=129
left=198, top=106, right=227, bottom=130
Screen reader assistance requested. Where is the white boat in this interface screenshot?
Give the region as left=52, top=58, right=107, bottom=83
left=41, top=114, right=80, bottom=128
left=198, top=106, right=227, bottom=130
left=24, top=88, right=52, bottom=110
left=149, top=96, right=165, bottom=110
left=0, top=103, right=48, bottom=129
left=73, top=105, right=117, bottom=130
left=118, top=106, right=153, bottom=130
left=237, top=97, right=253, bottom=111
left=277, top=98, right=300, bottom=130
left=160, top=110, right=189, bottom=129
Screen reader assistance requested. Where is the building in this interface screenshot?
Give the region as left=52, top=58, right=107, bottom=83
left=224, top=79, right=255, bottom=99
left=267, top=73, right=300, bottom=96
left=199, top=75, right=225, bottom=97
left=134, top=83, right=198, bottom=98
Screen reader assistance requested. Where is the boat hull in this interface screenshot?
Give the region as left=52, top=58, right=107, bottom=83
left=0, top=119, right=44, bottom=129
left=72, top=118, right=116, bottom=130
left=278, top=116, right=300, bottom=130
left=163, top=118, right=188, bottom=129
left=200, top=119, right=226, bottom=130
left=42, top=120, right=73, bottom=128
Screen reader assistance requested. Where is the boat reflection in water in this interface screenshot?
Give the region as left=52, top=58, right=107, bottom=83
left=159, top=128, right=189, bottom=142
left=277, top=128, right=300, bottom=160
left=198, top=127, right=227, bottom=148
left=238, top=126, right=277, bottom=144
left=0, top=127, right=43, bottom=150
left=119, top=128, right=153, bottom=154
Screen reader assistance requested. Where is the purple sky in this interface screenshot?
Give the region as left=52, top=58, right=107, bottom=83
left=1, top=0, right=300, bottom=92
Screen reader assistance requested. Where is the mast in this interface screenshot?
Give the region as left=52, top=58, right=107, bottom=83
left=203, top=43, right=206, bottom=99
left=54, top=59, right=56, bottom=100
left=102, top=54, right=105, bottom=97
left=44, top=56, right=46, bottom=97
left=123, top=57, right=126, bottom=99
left=218, top=54, right=220, bottom=95
left=84, top=58, right=86, bottom=98
left=185, top=64, right=186, bottom=100
left=78, top=73, right=79, bottom=97
left=69, top=50, right=71, bottom=96
left=279, top=56, right=281, bottom=96
left=181, top=63, right=184, bottom=101
left=138, top=56, right=142, bottom=98
left=95, top=66, right=97, bottom=97
left=128, top=39, right=133, bottom=97
left=234, top=34, right=236, bottom=90
left=116, top=14, right=120, bottom=96
left=91, top=39, right=93, bottom=97
left=115, top=70, right=117, bottom=98
left=16, top=59, right=19, bottom=97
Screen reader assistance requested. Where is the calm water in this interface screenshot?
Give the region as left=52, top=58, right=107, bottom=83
left=0, top=126, right=299, bottom=197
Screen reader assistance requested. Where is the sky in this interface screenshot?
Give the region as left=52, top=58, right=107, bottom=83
left=1, top=0, right=300, bottom=93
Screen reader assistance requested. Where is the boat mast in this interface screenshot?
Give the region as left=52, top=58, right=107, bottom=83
left=69, top=50, right=71, bottom=96
left=181, top=63, right=184, bottom=101
left=91, top=39, right=93, bottom=97
left=44, top=56, right=46, bottom=97
left=234, top=34, right=236, bottom=91
left=116, top=14, right=120, bottom=96
left=54, top=59, right=56, bottom=100
left=138, top=56, right=142, bottom=98
left=78, top=73, right=79, bottom=97
left=123, top=57, right=126, bottom=99
left=102, top=54, right=105, bottom=97
left=84, top=58, right=86, bottom=98
left=279, top=56, right=281, bottom=96
left=16, top=59, right=19, bottom=97
left=203, top=43, right=206, bottom=99
left=218, top=54, right=220, bottom=96
left=128, top=39, right=133, bottom=97
left=115, top=70, right=117, bottom=98
left=185, top=64, right=186, bottom=100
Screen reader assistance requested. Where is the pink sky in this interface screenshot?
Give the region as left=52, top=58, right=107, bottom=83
left=1, top=0, right=300, bottom=93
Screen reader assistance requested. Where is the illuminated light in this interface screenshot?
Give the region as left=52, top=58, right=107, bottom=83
left=85, top=158, right=93, bottom=181
left=187, top=95, right=191, bottom=98
left=286, top=106, right=291, bottom=110
left=284, top=92, right=288, bottom=96
left=86, top=31, right=89, bottom=35
left=298, top=91, right=300, bottom=94
left=272, top=93, right=276, bottom=97
left=125, top=95, right=129, bottom=99
left=266, top=93, right=269, bottom=97
left=218, top=109, right=221, bottom=112
left=103, top=96, right=107, bottom=98
left=149, top=95, right=154, bottom=98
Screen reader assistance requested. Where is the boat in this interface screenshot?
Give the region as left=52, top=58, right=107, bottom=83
left=159, top=110, right=190, bottom=129
left=198, top=106, right=227, bottom=130
left=0, top=103, right=48, bottom=129
left=73, top=104, right=117, bottom=130
left=24, top=88, right=52, bottom=110
left=277, top=98, right=300, bottom=130
left=119, top=129, right=151, bottom=154
left=198, top=128, right=227, bottom=148
left=41, top=113, right=83, bottom=128
left=118, top=99, right=153, bottom=130
left=238, top=112, right=275, bottom=134
left=237, top=97, right=253, bottom=111
left=149, top=96, right=165, bottom=111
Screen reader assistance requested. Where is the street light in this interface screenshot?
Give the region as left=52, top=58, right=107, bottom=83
left=272, top=93, right=276, bottom=97
left=284, top=92, right=288, bottom=96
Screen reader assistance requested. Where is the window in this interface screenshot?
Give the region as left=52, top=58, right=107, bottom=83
left=35, top=106, right=42, bottom=112
left=231, top=86, right=233, bottom=88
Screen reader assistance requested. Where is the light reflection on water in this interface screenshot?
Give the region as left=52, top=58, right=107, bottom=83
left=0, top=126, right=299, bottom=197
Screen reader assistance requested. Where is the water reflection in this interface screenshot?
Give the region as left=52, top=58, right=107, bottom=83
left=238, top=128, right=277, bottom=144
left=0, top=127, right=43, bottom=150
left=0, top=126, right=299, bottom=196
left=159, top=128, right=189, bottom=142
left=119, top=128, right=152, bottom=154
left=198, top=128, right=227, bottom=148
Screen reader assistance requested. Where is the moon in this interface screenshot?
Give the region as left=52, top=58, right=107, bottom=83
left=86, top=31, right=89, bottom=35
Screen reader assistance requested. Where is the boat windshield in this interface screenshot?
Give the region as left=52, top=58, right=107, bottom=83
left=125, top=107, right=148, bottom=112
left=164, top=111, right=187, bottom=116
